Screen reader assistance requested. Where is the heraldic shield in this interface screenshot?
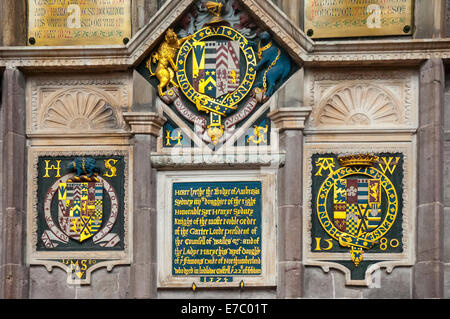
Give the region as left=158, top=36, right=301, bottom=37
left=192, top=39, right=241, bottom=99
left=312, top=153, right=402, bottom=269
left=38, top=156, right=124, bottom=250
left=333, top=178, right=382, bottom=235
left=58, top=181, right=103, bottom=242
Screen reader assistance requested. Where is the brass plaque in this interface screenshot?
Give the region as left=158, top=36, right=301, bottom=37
left=28, top=0, right=131, bottom=46
left=305, top=0, right=414, bottom=39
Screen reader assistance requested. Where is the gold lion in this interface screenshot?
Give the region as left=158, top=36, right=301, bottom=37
left=146, top=29, right=192, bottom=97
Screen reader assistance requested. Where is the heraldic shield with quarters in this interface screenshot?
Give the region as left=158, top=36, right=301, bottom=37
left=310, top=153, right=405, bottom=281
left=37, top=156, right=125, bottom=251
left=138, top=0, right=296, bottom=147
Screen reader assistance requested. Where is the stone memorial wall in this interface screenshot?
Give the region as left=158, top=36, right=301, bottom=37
left=0, top=0, right=449, bottom=300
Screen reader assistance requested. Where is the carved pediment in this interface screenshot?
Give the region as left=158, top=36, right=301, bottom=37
left=132, top=0, right=309, bottom=150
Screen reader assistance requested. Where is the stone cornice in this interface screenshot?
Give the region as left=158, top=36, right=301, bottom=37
left=1, top=0, right=450, bottom=69
left=307, top=38, right=450, bottom=65
left=123, top=112, right=167, bottom=136
left=268, top=107, right=312, bottom=131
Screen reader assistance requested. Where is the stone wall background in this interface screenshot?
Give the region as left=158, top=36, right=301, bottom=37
left=444, top=64, right=450, bottom=299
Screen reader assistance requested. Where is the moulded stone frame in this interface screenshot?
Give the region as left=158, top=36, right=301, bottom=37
left=303, top=68, right=419, bottom=132
left=157, top=169, right=277, bottom=288
left=302, top=142, right=416, bottom=286
left=26, top=146, right=133, bottom=285
left=25, top=73, right=133, bottom=137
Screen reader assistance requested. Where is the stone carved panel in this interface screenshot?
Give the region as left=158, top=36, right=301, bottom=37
left=318, top=84, right=402, bottom=126
left=27, top=74, right=132, bottom=135
left=27, top=146, right=133, bottom=285
left=304, top=69, right=418, bottom=131
left=303, top=143, right=415, bottom=286
left=41, top=89, right=120, bottom=131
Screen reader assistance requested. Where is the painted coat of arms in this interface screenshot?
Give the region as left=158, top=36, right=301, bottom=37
left=310, top=153, right=404, bottom=282
left=37, top=156, right=125, bottom=250
left=137, top=0, right=296, bottom=148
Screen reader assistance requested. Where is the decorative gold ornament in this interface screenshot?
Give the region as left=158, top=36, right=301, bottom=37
left=205, top=1, right=224, bottom=25
left=146, top=29, right=192, bottom=97
left=257, top=40, right=272, bottom=60
left=338, top=153, right=380, bottom=167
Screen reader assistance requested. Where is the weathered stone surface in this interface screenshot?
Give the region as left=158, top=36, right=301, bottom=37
left=131, top=0, right=160, bottom=36
left=413, top=59, right=445, bottom=298
left=76, top=267, right=129, bottom=299
left=303, top=266, right=333, bottom=298
left=0, top=68, right=28, bottom=299
left=413, top=261, right=444, bottom=298
left=1, top=207, right=25, bottom=265
left=1, top=133, right=26, bottom=211
left=240, top=288, right=277, bottom=299
left=1, top=0, right=26, bottom=46
left=275, top=69, right=304, bottom=109
left=444, top=142, right=450, bottom=206
left=29, top=267, right=76, bottom=299
left=414, top=0, right=445, bottom=39
left=444, top=207, right=450, bottom=263
left=418, top=59, right=444, bottom=206
left=277, top=130, right=303, bottom=207
left=129, top=134, right=157, bottom=298
left=272, top=0, right=303, bottom=28
left=129, top=262, right=156, bottom=298
left=277, top=205, right=302, bottom=262
left=444, top=263, right=450, bottom=298
left=362, top=268, right=412, bottom=299
left=0, top=264, right=29, bottom=299
left=416, top=203, right=445, bottom=262
left=277, top=261, right=302, bottom=299
left=132, top=70, right=157, bottom=112
left=420, top=59, right=444, bottom=127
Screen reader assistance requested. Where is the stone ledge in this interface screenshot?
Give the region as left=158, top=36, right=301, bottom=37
left=123, top=112, right=166, bottom=136
left=150, top=152, right=286, bottom=169
left=268, top=107, right=312, bottom=131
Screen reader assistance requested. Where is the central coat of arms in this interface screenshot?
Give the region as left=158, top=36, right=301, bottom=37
left=175, top=25, right=257, bottom=143
left=142, top=0, right=295, bottom=147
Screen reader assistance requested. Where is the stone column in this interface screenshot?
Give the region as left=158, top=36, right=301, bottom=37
left=124, top=112, right=166, bottom=298
left=414, top=0, right=445, bottom=39
left=0, top=67, right=29, bottom=299
left=1, top=0, right=26, bottom=46
left=268, top=107, right=311, bottom=299
left=414, top=58, right=445, bottom=298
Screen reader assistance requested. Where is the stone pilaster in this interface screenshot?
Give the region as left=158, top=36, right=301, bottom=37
left=414, top=0, right=445, bottom=39
left=0, top=68, right=29, bottom=299
left=268, top=106, right=311, bottom=298
left=125, top=111, right=165, bottom=298
left=414, top=58, right=445, bottom=298
left=1, top=0, right=26, bottom=46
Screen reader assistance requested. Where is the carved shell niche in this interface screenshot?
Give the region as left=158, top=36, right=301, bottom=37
left=316, top=84, right=403, bottom=127
left=40, top=89, right=121, bottom=131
